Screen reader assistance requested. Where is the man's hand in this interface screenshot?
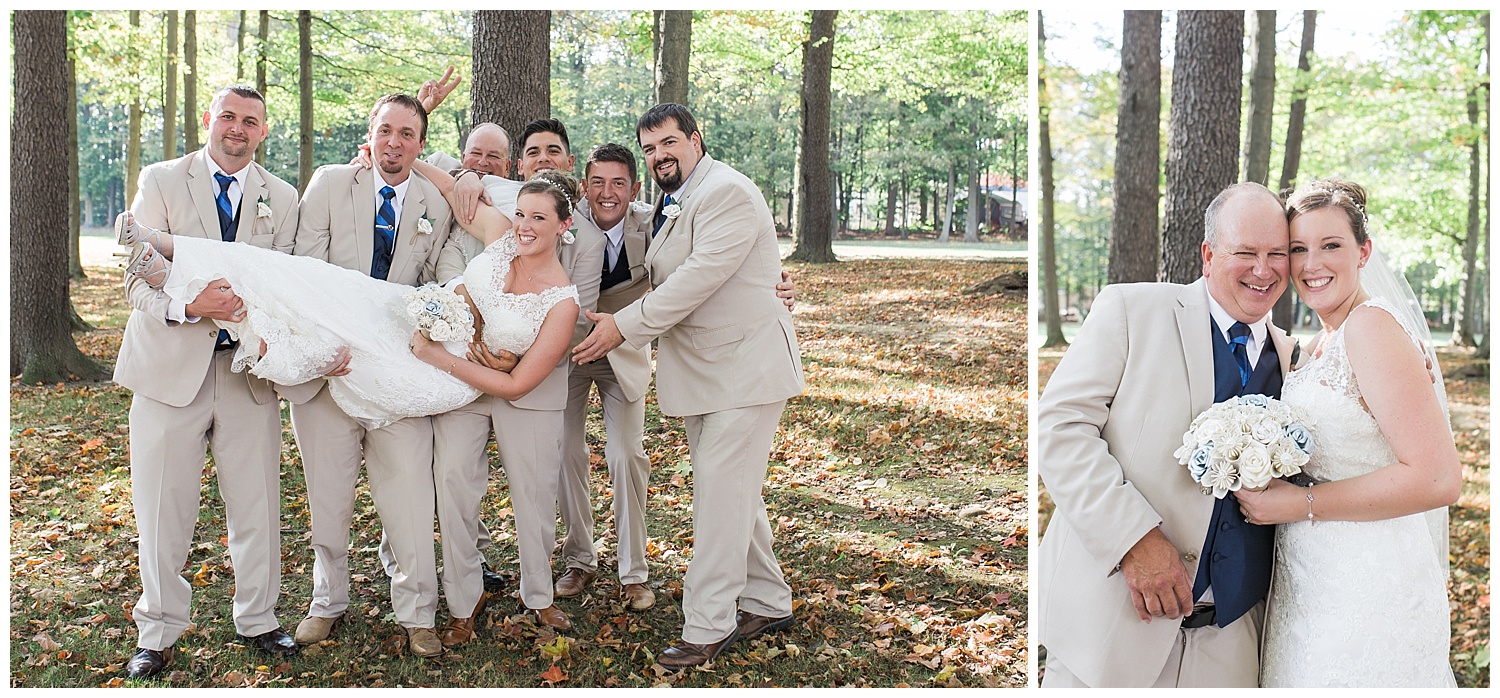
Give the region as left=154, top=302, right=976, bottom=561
left=418, top=65, right=461, bottom=114
left=466, top=341, right=518, bottom=372
left=452, top=172, right=492, bottom=225
left=351, top=143, right=373, bottom=169
left=1119, top=527, right=1193, bottom=623
left=186, top=279, right=245, bottom=322
left=572, top=310, right=624, bottom=364
left=776, top=269, right=796, bottom=311
left=318, top=346, right=352, bottom=377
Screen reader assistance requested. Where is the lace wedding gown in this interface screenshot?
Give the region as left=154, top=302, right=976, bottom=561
left=1261, top=298, right=1454, bottom=687
left=159, top=233, right=577, bottom=430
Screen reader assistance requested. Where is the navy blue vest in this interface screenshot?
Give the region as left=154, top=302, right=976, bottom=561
left=1192, top=318, right=1281, bottom=628
left=600, top=240, right=631, bottom=292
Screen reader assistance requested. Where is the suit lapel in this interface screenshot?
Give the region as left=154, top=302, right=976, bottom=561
left=186, top=150, right=223, bottom=240
left=390, top=176, right=426, bottom=283
left=625, top=214, right=649, bottom=281
left=1268, top=322, right=1295, bottom=377
left=236, top=164, right=268, bottom=242
left=644, top=154, right=716, bottom=269
left=353, top=168, right=376, bottom=275
left=1176, top=279, right=1215, bottom=416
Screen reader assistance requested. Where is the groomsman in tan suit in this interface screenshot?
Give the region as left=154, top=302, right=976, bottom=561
left=115, top=85, right=301, bottom=677
left=553, top=143, right=658, bottom=610
left=574, top=104, right=805, bottom=668
left=1036, top=183, right=1293, bottom=687
left=279, top=93, right=454, bottom=657
left=429, top=117, right=605, bottom=635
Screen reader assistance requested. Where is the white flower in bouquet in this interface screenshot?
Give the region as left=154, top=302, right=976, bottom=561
left=1175, top=394, right=1313, bottom=498
left=402, top=284, right=474, bottom=343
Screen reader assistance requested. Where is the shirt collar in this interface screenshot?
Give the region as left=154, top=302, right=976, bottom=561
left=202, top=148, right=249, bottom=189
left=374, top=168, right=411, bottom=202
left=1205, top=292, right=1269, bottom=349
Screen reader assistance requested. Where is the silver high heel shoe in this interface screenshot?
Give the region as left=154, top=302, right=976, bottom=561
left=115, top=211, right=166, bottom=248
left=126, top=241, right=171, bottom=290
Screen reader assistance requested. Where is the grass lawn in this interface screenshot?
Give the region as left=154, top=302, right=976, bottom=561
left=10, top=257, right=1027, bottom=687
left=1035, top=341, right=1490, bottom=688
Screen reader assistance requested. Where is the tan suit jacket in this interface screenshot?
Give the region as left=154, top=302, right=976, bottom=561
left=1035, top=279, right=1294, bottom=687
left=575, top=200, right=653, bottom=402
left=114, top=149, right=298, bottom=405
left=277, top=164, right=452, bottom=405
left=613, top=154, right=804, bottom=416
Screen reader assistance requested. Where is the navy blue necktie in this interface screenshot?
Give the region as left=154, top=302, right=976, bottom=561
left=1228, top=322, right=1252, bottom=387
left=653, top=195, right=673, bottom=237
left=372, top=186, right=396, bottom=281
left=214, top=172, right=236, bottom=242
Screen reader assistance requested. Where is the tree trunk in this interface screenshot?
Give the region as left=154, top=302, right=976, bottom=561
left=472, top=10, right=551, bottom=166
left=164, top=11, right=178, bottom=161
left=1160, top=10, right=1243, bottom=284
left=653, top=10, right=692, bottom=107
left=127, top=10, right=143, bottom=203
left=1243, top=10, right=1276, bottom=186
left=183, top=10, right=199, bottom=154
left=1273, top=10, right=1317, bottom=329
left=236, top=10, right=246, bottom=80
left=788, top=10, right=838, bottom=263
left=255, top=10, right=268, bottom=166
left=883, top=180, right=898, bottom=236
left=67, top=31, right=84, bottom=280
left=1108, top=10, right=1162, bottom=284
left=940, top=164, right=956, bottom=242
left=964, top=162, right=981, bottom=243
left=1478, top=12, right=1490, bottom=359
left=1039, top=13, right=1067, bottom=348
left=298, top=10, right=313, bottom=195
left=1452, top=79, right=1484, bottom=347
left=12, top=11, right=108, bottom=383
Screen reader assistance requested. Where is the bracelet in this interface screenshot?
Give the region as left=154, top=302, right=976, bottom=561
left=444, top=358, right=458, bottom=375
left=1306, top=483, right=1315, bottom=524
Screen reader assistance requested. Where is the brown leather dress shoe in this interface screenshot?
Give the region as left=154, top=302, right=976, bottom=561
left=554, top=568, right=595, bottom=598
left=125, top=646, right=175, bottom=678
left=621, top=583, right=655, bottom=611
left=656, top=628, right=740, bottom=669
left=440, top=590, right=492, bottom=648
left=533, top=605, right=573, bottom=631
left=736, top=610, right=795, bottom=639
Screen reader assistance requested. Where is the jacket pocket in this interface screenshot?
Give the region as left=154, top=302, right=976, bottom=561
left=689, top=323, right=744, bottom=350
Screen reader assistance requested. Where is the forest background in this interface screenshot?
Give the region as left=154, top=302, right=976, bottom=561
left=1035, top=10, right=1489, bottom=687
left=10, top=9, right=1029, bottom=688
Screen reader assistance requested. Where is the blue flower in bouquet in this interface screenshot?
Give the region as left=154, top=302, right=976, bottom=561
left=1284, top=422, right=1312, bottom=454
left=1238, top=394, right=1270, bottom=408
left=1188, top=443, right=1213, bottom=480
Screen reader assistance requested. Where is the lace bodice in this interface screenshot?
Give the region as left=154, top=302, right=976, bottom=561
left=462, top=234, right=578, bottom=356
left=1279, top=297, right=1419, bottom=482
left=1262, top=297, right=1454, bottom=687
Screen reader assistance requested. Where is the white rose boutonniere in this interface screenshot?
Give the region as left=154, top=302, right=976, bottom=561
left=256, top=198, right=272, bottom=219
left=629, top=200, right=654, bottom=214
left=417, top=215, right=434, bottom=235
left=561, top=230, right=576, bottom=245
left=662, top=202, right=683, bottom=220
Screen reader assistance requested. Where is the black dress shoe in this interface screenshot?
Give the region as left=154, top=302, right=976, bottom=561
left=125, top=646, right=174, bottom=678
left=238, top=627, right=300, bottom=658
left=482, top=561, right=506, bottom=593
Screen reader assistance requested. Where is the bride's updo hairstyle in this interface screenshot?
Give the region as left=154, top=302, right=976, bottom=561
left=519, top=169, right=581, bottom=221
left=1285, top=178, right=1370, bottom=244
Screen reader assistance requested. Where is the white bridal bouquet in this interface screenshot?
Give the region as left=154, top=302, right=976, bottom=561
left=1172, top=394, right=1313, bottom=498
left=402, top=284, right=474, bottom=343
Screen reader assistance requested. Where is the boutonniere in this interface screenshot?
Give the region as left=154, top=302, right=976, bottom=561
left=417, top=215, right=434, bottom=235
left=561, top=230, right=576, bottom=245
left=630, top=200, right=654, bottom=214
left=662, top=201, right=684, bottom=220
left=256, top=197, right=272, bottom=219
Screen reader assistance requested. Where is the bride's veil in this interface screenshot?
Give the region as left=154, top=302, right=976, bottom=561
left=1361, top=243, right=1451, bottom=571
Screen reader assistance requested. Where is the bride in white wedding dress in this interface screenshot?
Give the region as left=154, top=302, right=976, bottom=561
left=120, top=169, right=582, bottom=430
left=1237, top=179, right=1460, bottom=687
